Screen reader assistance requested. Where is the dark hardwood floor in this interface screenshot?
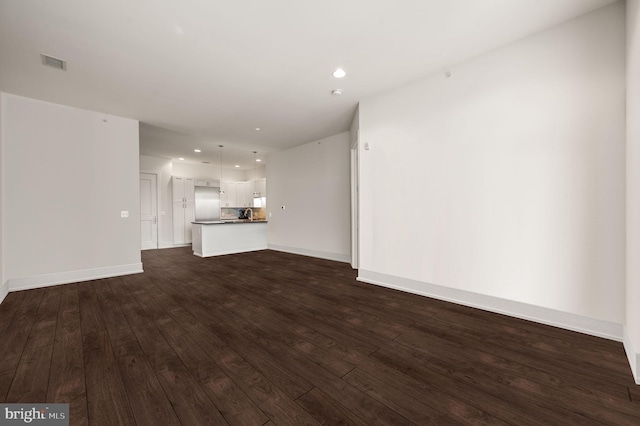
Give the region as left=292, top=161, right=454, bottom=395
left=1, top=247, right=639, bottom=425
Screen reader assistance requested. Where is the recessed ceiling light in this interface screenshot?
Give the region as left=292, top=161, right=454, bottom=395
left=332, top=68, right=346, bottom=78
left=332, top=89, right=342, bottom=96
left=255, top=127, right=261, bottom=131
left=256, top=159, right=262, bottom=162
left=234, top=165, right=240, bottom=168
left=194, top=149, right=201, bottom=153
left=178, top=157, right=185, bottom=161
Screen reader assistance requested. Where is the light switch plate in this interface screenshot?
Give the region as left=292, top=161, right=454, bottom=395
left=121, top=211, right=129, bottom=218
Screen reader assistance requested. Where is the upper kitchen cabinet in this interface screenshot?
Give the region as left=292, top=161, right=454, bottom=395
left=220, top=179, right=267, bottom=208
left=220, top=181, right=237, bottom=207
left=195, top=179, right=219, bottom=187
left=236, top=181, right=252, bottom=207
left=172, top=176, right=195, bottom=203
left=251, top=178, right=267, bottom=197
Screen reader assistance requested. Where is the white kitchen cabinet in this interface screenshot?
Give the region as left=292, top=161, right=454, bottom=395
left=195, top=179, right=219, bottom=187
left=172, top=176, right=195, bottom=203
left=221, top=181, right=237, bottom=207
left=221, top=180, right=266, bottom=207
left=237, top=181, right=251, bottom=207
left=172, top=176, right=195, bottom=244
left=252, top=178, right=267, bottom=197
left=173, top=201, right=195, bottom=244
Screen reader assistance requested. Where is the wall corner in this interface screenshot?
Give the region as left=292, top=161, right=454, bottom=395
left=623, top=327, right=640, bottom=385
left=0, top=280, right=8, bottom=305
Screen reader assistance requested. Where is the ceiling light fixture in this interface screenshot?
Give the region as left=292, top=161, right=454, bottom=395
left=234, top=165, right=240, bottom=168
left=256, top=159, right=262, bottom=162
left=178, top=157, right=185, bottom=161
left=332, top=68, right=346, bottom=78
left=194, top=149, right=201, bottom=153
left=255, top=127, right=261, bottom=131
left=332, top=89, right=342, bottom=96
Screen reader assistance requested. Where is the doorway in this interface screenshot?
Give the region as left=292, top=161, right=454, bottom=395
left=140, top=173, right=158, bottom=250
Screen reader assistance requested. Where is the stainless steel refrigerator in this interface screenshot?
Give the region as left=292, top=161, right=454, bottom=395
left=194, top=186, right=221, bottom=221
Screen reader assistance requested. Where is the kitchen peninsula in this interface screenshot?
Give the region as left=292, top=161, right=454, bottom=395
left=191, top=220, right=267, bottom=257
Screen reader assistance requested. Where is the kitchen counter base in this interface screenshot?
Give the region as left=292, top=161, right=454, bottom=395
left=192, top=222, right=267, bottom=257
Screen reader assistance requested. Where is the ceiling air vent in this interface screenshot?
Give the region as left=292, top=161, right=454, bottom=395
left=40, top=54, right=67, bottom=70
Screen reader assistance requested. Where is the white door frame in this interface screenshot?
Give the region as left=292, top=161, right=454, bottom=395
left=350, top=131, right=360, bottom=269
left=140, top=172, right=159, bottom=250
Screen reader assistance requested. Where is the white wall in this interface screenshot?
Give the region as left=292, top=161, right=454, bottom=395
left=358, top=3, right=625, bottom=339
left=2, top=93, right=142, bottom=290
left=246, top=166, right=266, bottom=181
left=267, top=132, right=351, bottom=262
left=626, top=0, right=640, bottom=385
left=0, top=95, right=6, bottom=303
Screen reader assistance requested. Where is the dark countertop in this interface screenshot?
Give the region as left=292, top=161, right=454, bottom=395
left=192, top=220, right=268, bottom=225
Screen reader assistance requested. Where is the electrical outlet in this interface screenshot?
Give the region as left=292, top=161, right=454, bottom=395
left=121, top=211, right=129, bottom=218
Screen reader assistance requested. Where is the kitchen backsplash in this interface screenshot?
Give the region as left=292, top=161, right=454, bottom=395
left=221, top=207, right=266, bottom=220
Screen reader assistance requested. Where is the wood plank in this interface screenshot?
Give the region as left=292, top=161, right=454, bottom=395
left=6, top=344, right=54, bottom=403
left=47, top=334, right=88, bottom=426
left=343, top=368, right=475, bottom=425
left=0, top=291, right=26, bottom=336
left=78, top=283, right=106, bottom=336
left=23, top=286, right=61, bottom=351
left=82, top=331, right=135, bottom=426
left=107, top=279, right=231, bottom=425
left=0, top=356, right=20, bottom=402
left=46, top=283, right=88, bottom=425
left=91, top=279, right=134, bottom=348
left=0, top=289, right=45, bottom=361
left=112, top=338, right=181, bottom=426
left=134, top=288, right=268, bottom=425
left=295, top=387, right=375, bottom=426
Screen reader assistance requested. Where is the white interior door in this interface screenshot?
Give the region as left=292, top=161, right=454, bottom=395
left=140, top=173, right=158, bottom=250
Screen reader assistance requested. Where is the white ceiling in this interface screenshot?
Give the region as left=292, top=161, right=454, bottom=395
left=0, top=0, right=617, bottom=167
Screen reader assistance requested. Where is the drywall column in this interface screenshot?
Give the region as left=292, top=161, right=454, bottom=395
left=626, top=0, right=640, bottom=385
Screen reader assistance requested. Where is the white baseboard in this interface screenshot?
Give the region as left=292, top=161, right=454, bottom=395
left=357, top=269, right=623, bottom=342
left=159, top=243, right=191, bottom=249
left=0, top=280, right=8, bottom=305
left=8, top=263, right=144, bottom=292
left=194, top=246, right=267, bottom=258
left=268, top=244, right=350, bottom=263
left=623, top=327, right=640, bottom=385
